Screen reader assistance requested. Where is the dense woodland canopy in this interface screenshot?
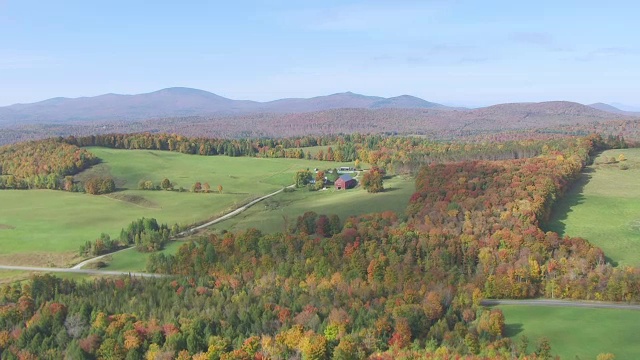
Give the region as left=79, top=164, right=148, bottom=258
left=2, top=104, right=639, bottom=147
left=0, top=133, right=636, bottom=359
left=0, top=138, right=98, bottom=190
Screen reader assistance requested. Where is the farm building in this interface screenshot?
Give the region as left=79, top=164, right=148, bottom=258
left=335, top=174, right=356, bottom=190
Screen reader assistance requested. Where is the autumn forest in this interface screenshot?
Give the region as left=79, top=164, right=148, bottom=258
left=0, top=130, right=637, bottom=359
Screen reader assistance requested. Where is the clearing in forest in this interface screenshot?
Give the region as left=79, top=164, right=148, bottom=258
left=547, top=148, right=640, bottom=267
left=499, top=305, right=640, bottom=359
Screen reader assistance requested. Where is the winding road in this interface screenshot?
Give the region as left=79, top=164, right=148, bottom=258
left=481, top=298, right=640, bottom=311
left=179, top=184, right=295, bottom=235
left=2, top=184, right=296, bottom=275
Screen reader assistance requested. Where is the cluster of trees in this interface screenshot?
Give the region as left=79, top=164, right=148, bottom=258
left=190, top=182, right=222, bottom=193
left=138, top=178, right=174, bottom=191
left=79, top=233, right=119, bottom=256
left=290, top=211, right=343, bottom=237
left=79, top=218, right=178, bottom=256
left=119, top=218, right=173, bottom=252
left=361, top=166, right=385, bottom=193
left=83, top=176, right=116, bottom=195
left=294, top=170, right=313, bottom=188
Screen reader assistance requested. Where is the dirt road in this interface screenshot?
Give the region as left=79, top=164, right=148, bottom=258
left=0, top=264, right=163, bottom=277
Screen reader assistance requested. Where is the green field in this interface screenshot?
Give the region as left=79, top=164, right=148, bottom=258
left=213, top=174, right=415, bottom=234
left=103, top=175, right=415, bottom=271
left=547, top=148, right=640, bottom=267
left=499, top=305, right=640, bottom=359
left=0, top=147, right=357, bottom=266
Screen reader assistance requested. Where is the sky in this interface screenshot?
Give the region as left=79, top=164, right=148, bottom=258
left=1, top=0, right=639, bottom=108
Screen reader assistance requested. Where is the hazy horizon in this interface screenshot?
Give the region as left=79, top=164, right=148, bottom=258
left=1, top=1, right=639, bottom=107
left=2, top=86, right=638, bottom=110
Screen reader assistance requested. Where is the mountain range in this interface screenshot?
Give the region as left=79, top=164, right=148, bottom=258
left=0, top=87, right=452, bottom=124
left=1, top=87, right=637, bottom=125
left=0, top=87, right=638, bottom=146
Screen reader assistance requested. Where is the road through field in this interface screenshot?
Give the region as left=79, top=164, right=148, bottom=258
left=1, top=184, right=295, bottom=274
left=179, top=184, right=295, bottom=234
left=482, top=298, right=640, bottom=310
left=0, top=264, right=163, bottom=277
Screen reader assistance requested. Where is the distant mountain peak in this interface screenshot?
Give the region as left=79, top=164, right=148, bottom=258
left=155, top=87, right=210, bottom=94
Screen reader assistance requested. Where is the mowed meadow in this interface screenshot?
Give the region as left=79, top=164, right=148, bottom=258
left=0, top=147, right=359, bottom=266
left=547, top=148, right=640, bottom=266
left=499, top=305, right=640, bottom=359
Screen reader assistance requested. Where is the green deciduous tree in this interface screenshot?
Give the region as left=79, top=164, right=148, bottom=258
left=294, top=170, right=312, bottom=188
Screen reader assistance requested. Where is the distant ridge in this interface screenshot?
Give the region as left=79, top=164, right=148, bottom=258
left=588, top=102, right=640, bottom=116
left=0, top=87, right=453, bottom=124
left=1, top=99, right=638, bottom=146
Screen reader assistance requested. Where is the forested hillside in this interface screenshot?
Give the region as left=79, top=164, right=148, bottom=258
left=0, top=139, right=98, bottom=190
left=2, top=102, right=638, bottom=146
left=1, top=135, right=635, bottom=359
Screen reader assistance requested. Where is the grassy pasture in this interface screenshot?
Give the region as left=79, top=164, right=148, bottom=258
left=499, top=305, right=640, bottom=359
left=212, top=175, right=415, bottom=234
left=103, top=175, right=415, bottom=271
left=83, top=147, right=351, bottom=192
left=0, top=147, right=356, bottom=266
left=546, top=148, right=640, bottom=267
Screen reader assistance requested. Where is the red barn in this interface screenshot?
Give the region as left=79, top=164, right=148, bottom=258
left=335, top=174, right=356, bottom=190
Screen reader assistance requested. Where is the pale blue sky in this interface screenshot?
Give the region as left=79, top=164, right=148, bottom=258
left=1, top=0, right=638, bottom=107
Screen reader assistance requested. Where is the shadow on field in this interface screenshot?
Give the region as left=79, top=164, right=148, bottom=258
left=504, top=323, right=524, bottom=337
left=605, top=256, right=619, bottom=267
left=543, top=169, right=592, bottom=236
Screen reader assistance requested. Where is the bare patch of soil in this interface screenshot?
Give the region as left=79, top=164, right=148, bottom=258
left=104, top=193, right=160, bottom=209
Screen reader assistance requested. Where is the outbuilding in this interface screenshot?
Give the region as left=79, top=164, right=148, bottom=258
left=335, top=174, right=356, bottom=190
